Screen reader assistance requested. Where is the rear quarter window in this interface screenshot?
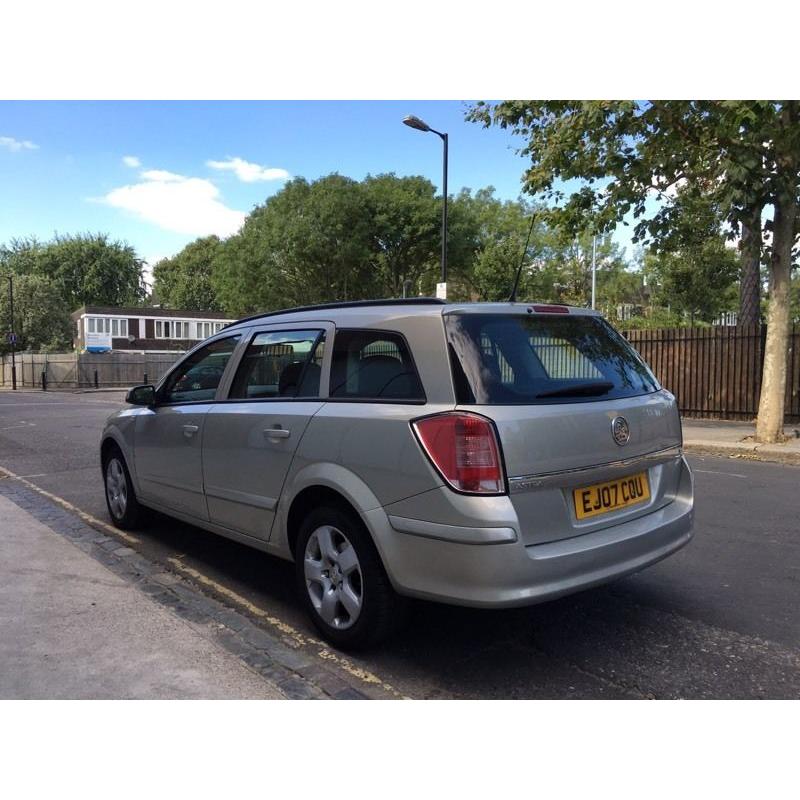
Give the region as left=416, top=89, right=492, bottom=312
left=329, top=329, right=424, bottom=401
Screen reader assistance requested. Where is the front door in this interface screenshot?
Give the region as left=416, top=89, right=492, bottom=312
left=202, top=325, right=330, bottom=540
left=134, top=334, right=241, bottom=519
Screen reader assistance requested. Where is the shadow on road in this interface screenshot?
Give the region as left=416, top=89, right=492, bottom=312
left=129, top=511, right=763, bottom=699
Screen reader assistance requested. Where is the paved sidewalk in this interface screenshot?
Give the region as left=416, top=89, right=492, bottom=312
left=0, top=494, right=286, bottom=699
left=682, top=418, right=800, bottom=465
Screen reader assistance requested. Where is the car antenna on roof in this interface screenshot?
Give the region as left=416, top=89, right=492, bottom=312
left=508, top=211, right=537, bottom=303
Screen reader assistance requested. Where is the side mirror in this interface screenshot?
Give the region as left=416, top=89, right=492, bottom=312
left=126, top=384, right=156, bottom=406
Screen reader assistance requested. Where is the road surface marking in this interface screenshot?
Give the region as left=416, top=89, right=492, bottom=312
left=693, top=469, right=747, bottom=478
left=0, top=398, right=123, bottom=407
left=167, top=556, right=404, bottom=698
left=0, top=463, right=403, bottom=698
left=0, top=465, right=140, bottom=544
left=0, top=402, right=74, bottom=407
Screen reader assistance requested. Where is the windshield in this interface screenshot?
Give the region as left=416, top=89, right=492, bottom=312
left=445, top=313, right=659, bottom=405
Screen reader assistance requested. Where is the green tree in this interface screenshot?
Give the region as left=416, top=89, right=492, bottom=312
left=212, top=175, right=375, bottom=315
left=152, top=236, right=223, bottom=311
left=0, top=273, right=73, bottom=354
left=643, top=244, right=739, bottom=323
left=467, top=100, right=800, bottom=442
left=1, top=233, right=145, bottom=309
left=643, top=189, right=740, bottom=323
left=450, top=188, right=536, bottom=301
left=361, top=174, right=440, bottom=297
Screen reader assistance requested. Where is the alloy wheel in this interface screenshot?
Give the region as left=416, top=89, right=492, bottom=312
left=303, top=524, right=364, bottom=630
left=106, top=457, right=128, bottom=519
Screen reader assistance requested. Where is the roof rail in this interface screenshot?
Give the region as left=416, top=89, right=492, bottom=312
left=226, top=297, right=447, bottom=327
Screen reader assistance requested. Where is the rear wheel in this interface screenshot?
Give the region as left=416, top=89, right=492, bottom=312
left=295, top=505, right=405, bottom=649
left=103, top=446, right=145, bottom=530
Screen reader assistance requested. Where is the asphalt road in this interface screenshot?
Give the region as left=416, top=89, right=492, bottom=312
left=1, top=390, right=798, bottom=699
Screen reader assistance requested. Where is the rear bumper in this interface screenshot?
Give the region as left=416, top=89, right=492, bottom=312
left=367, top=457, right=694, bottom=608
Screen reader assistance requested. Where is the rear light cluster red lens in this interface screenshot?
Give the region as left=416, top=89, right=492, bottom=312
left=412, top=412, right=506, bottom=494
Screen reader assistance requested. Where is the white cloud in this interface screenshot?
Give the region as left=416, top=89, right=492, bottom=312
left=122, top=155, right=141, bottom=168
left=101, top=169, right=245, bottom=237
left=207, top=156, right=290, bottom=183
left=0, top=136, right=38, bottom=152
left=140, top=169, right=185, bottom=182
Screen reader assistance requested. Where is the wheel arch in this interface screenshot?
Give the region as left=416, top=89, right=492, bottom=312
left=100, top=427, right=140, bottom=494
left=277, top=463, right=385, bottom=562
left=100, top=435, right=122, bottom=467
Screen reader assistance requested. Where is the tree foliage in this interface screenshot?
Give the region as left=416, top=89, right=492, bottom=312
left=0, top=273, right=74, bottom=354
left=642, top=188, right=740, bottom=323
left=0, top=233, right=146, bottom=354
left=152, top=236, right=223, bottom=311
left=467, top=100, right=800, bottom=441
left=1, top=234, right=145, bottom=309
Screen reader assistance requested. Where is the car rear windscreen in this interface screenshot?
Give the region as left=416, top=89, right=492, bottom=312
left=445, top=313, right=659, bottom=405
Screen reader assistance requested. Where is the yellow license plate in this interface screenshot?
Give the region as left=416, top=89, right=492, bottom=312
left=573, top=471, right=651, bottom=520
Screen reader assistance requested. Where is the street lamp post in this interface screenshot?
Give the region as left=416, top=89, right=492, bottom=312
left=4, top=275, right=17, bottom=390
left=403, top=114, right=448, bottom=299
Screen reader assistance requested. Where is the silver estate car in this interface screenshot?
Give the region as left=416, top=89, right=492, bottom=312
left=101, top=299, right=693, bottom=648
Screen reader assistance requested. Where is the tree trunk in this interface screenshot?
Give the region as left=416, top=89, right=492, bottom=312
left=754, top=193, right=797, bottom=443
left=738, top=206, right=762, bottom=327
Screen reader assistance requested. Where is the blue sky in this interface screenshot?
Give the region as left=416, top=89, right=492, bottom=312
left=1, top=101, right=637, bottom=278
left=1, top=101, right=528, bottom=265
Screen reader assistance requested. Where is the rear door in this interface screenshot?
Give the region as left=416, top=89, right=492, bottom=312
left=201, top=323, right=331, bottom=541
left=445, top=309, right=683, bottom=545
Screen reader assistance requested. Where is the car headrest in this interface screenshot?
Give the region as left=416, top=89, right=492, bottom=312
left=297, top=362, right=321, bottom=396
left=278, top=361, right=305, bottom=396
left=356, top=355, right=411, bottom=398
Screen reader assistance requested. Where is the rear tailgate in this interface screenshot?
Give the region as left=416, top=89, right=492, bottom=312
left=445, top=306, right=684, bottom=545
left=482, top=391, right=683, bottom=545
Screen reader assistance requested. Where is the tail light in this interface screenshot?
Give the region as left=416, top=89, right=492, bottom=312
left=412, top=412, right=506, bottom=495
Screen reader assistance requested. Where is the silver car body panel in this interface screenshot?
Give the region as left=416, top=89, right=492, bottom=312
left=101, top=301, right=694, bottom=608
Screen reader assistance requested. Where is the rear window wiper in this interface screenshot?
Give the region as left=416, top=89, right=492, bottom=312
left=535, top=381, right=614, bottom=399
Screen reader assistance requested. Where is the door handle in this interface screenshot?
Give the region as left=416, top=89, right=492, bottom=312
left=263, top=427, right=291, bottom=440
left=182, top=424, right=200, bottom=438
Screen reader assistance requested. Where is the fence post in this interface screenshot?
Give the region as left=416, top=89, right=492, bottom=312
left=94, top=369, right=99, bottom=389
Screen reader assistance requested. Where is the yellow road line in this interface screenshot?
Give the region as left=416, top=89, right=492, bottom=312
left=167, top=557, right=405, bottom=698
left=0, top=465, right=140, bottom=544
left=0, top=463, right=403, bottom=698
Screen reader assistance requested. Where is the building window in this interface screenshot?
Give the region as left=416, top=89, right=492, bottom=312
left=87, top=317, right=127, bottom=337
left=110, top=319, right=128, bottom=337
left=195, top=321, right=227, bottom=339
left=155, top=320, right=191, bottom=339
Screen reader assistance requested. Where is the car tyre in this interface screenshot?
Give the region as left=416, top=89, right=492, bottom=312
left=103, top=446, right=146, bottom=530
left=295, top=505, right=406, bottom=650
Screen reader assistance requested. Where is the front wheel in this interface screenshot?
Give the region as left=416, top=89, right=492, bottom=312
left=295, top=505, right=405, bottom=649
left=104, top=448, right=145, bottom=530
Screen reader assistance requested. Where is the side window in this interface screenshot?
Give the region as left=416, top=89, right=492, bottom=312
left=160, top=335, right=241, bottom=404
left=228, top=330, right=324, bottom=400
left=329, top=329, right=424, bottom=401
